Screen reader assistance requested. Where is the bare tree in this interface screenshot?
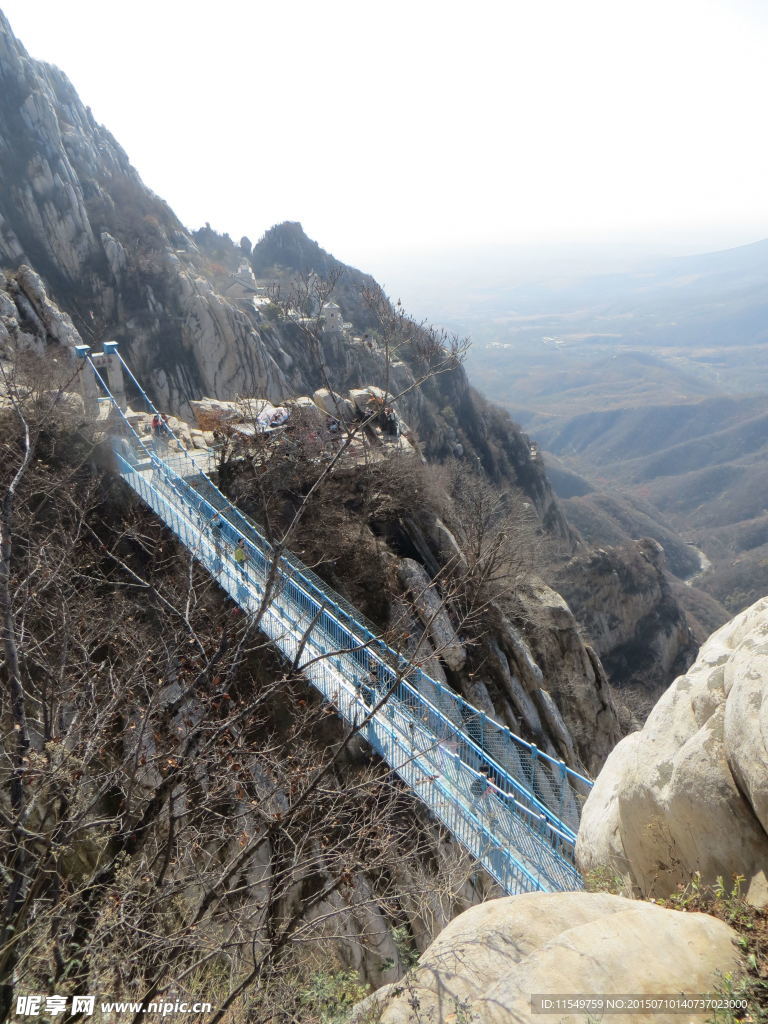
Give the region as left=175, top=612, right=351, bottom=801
left=436, top=461, right=541, bottom=626
left=0, top=359, right=479, bottom=1023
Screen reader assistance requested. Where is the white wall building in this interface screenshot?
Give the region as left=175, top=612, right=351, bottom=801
left=321, top=300, right=344, bottom=333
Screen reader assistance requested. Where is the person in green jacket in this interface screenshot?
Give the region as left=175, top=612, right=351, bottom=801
left=234, top=538, right=248, bottom=575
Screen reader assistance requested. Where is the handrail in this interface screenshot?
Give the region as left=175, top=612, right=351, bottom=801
left=111, top=446, right=575, bottom=891
left=124, top=444, right=580, bottom=852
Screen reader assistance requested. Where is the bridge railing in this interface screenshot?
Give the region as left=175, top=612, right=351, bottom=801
left=148, top=444, right=590, bottom=838
left=88, top=351, right=590, bottom=891
left=113, top=446, right=583, bottom=893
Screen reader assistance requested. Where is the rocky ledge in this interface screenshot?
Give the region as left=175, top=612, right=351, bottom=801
left=351, top=891, right=739, bottom=1023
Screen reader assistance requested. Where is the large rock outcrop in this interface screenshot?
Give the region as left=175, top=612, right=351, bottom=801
left=576, top=595, right=768, bottom=906
left=352, top=891, right=740, bottom=1024
left=517, top=581, right=623, bottom=773
left=0, top=9, right=289, bottom=410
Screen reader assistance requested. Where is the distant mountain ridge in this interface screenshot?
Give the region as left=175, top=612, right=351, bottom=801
left=424, top=232, right=768, bottom=425
left=538, top=392, right=768, bottom=615
left=536, top=395, right=768, bottom=468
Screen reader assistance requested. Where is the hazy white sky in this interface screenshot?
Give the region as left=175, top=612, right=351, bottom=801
left=3, top=0, right=768, bottom=274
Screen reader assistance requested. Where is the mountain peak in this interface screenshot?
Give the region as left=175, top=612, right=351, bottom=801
left=251, top=221, right=335, bottom=276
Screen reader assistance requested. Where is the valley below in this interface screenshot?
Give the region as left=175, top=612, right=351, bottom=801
left=404, top=241, right=768, bottom=624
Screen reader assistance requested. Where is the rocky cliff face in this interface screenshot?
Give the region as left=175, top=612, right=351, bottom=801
left=0, top=9, right=289, bottom=409
left=0, top=10, right=572, bottom=535
left=554, top=538, right=698, bottom=717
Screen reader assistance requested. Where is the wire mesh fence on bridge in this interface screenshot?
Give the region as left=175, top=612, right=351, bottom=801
left=90, top=351, right=591, bottom=894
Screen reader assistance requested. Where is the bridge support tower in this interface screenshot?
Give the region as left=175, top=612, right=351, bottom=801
left=74, top=342, right=127, bottom=416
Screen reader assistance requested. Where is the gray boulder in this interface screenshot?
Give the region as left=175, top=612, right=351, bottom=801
left=577, top=596, right=768, bottom=906
left=352, top=891, right=740, bottom=1023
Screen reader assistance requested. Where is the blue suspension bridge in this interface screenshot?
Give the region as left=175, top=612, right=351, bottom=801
left=79, top=344, right=592, bottom=896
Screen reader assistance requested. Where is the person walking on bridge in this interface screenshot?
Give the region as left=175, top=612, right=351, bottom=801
left=234, top=538, right=248, bottom=576
left=159, top=414, right=172, bottom=447
left=150, top=414, right=161, bottom=452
